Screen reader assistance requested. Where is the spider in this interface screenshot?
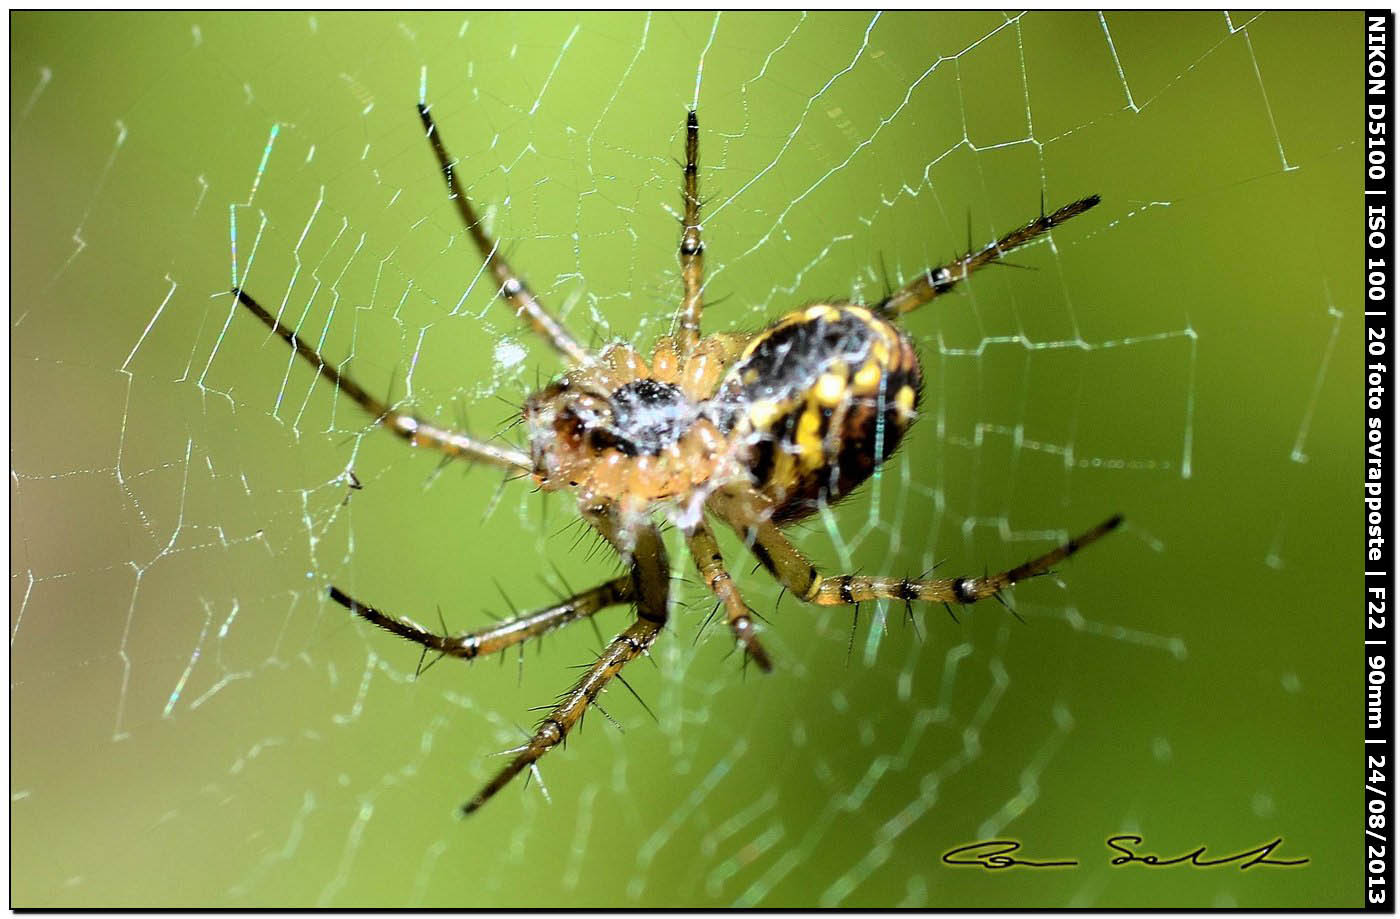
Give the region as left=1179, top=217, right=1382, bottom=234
left=232, top=103, right=1119, bottom=816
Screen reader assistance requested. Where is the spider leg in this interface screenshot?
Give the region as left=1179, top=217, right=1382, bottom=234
left=462, top=513, right=670, bottom=815
left=717, top=503, right=1121, bottom=613
left=685, top=518, right=773, bottom=672
left=416, top=104, right=588, bottom=365
left=876, top=195, right=1100, bottom=318
left=232, top=289, right=531, bottom=471
left=328, top=575, right=632, bottom=662
left=804, top=516, right=1121, bottom=607
left=675, top=109, right=705, bottom=352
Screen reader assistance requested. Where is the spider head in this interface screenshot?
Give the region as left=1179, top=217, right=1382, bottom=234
left=523, top=376, right=702, bottom=494
left=523, top=379, right=609, bottom=489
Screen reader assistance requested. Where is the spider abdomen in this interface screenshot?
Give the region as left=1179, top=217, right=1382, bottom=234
left=711, top=304, right=923, bottom=523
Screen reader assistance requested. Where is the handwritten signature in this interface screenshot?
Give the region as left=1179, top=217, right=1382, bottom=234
left=942, top=836, right=1309, bottom=871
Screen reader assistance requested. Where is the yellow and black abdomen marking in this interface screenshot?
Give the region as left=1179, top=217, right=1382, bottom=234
left=710, top=303, right=923, bottom=524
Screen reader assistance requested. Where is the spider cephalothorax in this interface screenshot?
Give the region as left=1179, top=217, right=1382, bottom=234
left=522, top=336, right=746, bottom=521
left=233, top=103, right=1116, bottom=815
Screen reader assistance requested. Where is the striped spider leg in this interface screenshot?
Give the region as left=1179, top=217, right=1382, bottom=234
left=676, top=109, right=705, bottom=352
left=710, top=488, right=1122, bottom=622
left=230, top=289, right=532, bottom=471
left=454, top=510, right=672, bottom=814
left=327, top=576, right=632, bottom=673
left=875, top=194, right=1101, bottom=319
left=416, top=104, right=588, bottom=364
left=685, top=518, right=772, bottom=672
left=233, top=106, right=601, bottom=459
left=329, top=512, right=667, bottom=815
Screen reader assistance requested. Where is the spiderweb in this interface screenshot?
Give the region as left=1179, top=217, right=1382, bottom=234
left=12, top=11, right=1360, bottom=907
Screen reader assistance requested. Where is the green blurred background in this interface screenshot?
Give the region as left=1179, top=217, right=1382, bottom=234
left=11, top=11, right=1360, bottom=908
